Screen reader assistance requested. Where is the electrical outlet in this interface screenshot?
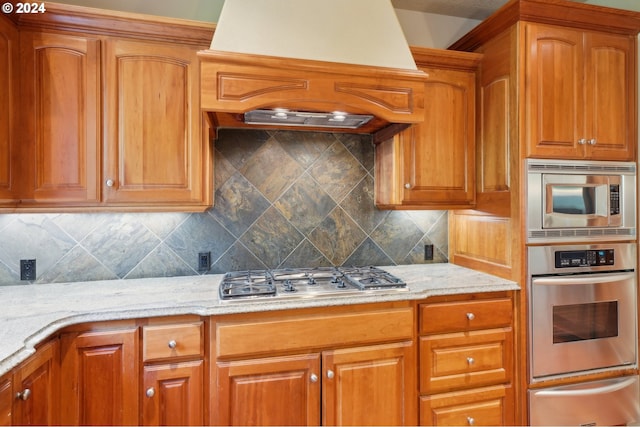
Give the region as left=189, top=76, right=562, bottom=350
left=198, top=252, right=211, bottom=272
left=20, top=259, right=36, bottom=281
left=424, top=244, right=434, bottom=261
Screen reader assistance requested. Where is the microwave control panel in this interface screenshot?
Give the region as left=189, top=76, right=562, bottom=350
left=610, top=184, right=620, bottom=215
left=555, top=249, right=615, bottom=268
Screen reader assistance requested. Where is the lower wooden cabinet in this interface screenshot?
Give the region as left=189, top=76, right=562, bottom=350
left=418, top=293, right=515, bottom=426
left=0, top=375, right=10, bottom=426
left=142, top=360, right=204, bottom=426
left=59, top=327, right=139, bottom=425
left=217, top=354, right=320, bottom=426
left=12, top=339, right=58, bottom=426
left=212, top=302, right=417, bottom=426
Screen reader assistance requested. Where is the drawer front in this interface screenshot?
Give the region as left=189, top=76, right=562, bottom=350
left=420, top=385, right=514, bottom=426
left=142, top=322, right=203, bottom=362
left=420, top=329, right=512, bottom=394
left=419, top=298, right=512, bottom=334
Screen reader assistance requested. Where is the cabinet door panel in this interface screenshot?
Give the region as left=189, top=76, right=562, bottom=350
left=20, top=31, right=100, bottom=203
left=0, top=17, right=18, bottom=204
left=0, top=374, right=10, bottom=426
left=12, top=339, right=58, bottom=426
left=142, top=360, right=203, bottom=426
left=216, top=354, right=320, bottom=426
left=59, top=328, right=139, bottom=426
left=323, top=341, right=416, bottom=426
left=584, top=31, right=635, bottom=160
left=525, top=24, right=584, bottom=158
left=104, top=39, right=208, bottom=207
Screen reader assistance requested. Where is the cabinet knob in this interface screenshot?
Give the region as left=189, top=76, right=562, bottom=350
left=168, top=340, right=177, bottom=349
left=466, top=312, right=475, bottom=321
left=404, top=183, right=411, bottom=189
left=106, top=179, right=115, bottom=187
left=310, top=374, right=318, bottom=383
left=467, top=416, right=475, bottom=425
left=578, top=138, right=587, bottom=145
left=15, top=389, right=31, bottom=401
left=588, top=138, right=597, bottom=145
left=146, top=387, right=155, bottom=398
left=467, top=357, right=475, bottom=365
left=326, top=370, right=335, bottom=379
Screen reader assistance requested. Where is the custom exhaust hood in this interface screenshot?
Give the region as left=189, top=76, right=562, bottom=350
left=199, top=0, right=427, bottom=140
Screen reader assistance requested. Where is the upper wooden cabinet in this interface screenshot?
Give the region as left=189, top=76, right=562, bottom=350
left=19, top=30, right=101, bottom=205
left=102, top=38, right=210, bottom=209
left=525, top=24, right=636, bottom=160
left=375, top=48, right=481, bottom=209
left=1, top=3, right=214, bottom=212
left=0, top=15, right=19, bottom=204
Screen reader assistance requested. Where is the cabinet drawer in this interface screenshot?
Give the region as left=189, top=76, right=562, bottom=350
left=420, top=385, right=514, bottom=426
left=142, top=322, right=203, bottom=362
left=419, top=298, right=512, bottom=334
left=420, top=329, right=512, bottom=394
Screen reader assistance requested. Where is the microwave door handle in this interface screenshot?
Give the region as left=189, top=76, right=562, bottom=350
left=533, top=272, right=635, bottom=286
left=534, top=376, right=637, bottom=397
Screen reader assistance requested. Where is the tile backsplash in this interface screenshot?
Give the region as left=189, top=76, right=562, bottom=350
left=0, top=129, right=448, bottom=286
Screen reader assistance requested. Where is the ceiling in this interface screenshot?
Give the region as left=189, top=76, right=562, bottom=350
left=50, top=0, right=640, bottom=23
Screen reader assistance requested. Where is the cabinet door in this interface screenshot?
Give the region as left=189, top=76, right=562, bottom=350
left=0, top=374, right=10, bottom=426
left=583, top=31, right=635, bottom=160
left=59, top=328, right=139, bottom=426
left=525, top=24, right=585, bottom=159
left=216, top=354, right=320, bottom=426
left=19, top=30, right=101, bottom=204
left=12, top=339, right=59, bottom=426
left=142, top=360, right=203, bottom=426
left=375, top=67, right=475, bottom=209
left=406, top=67, right=475, bottom=207
left=103, top=38, right=210, bottom=209
left=323, top=341, right=417, bottom=426
left=0, top=16, right=19, bottom=204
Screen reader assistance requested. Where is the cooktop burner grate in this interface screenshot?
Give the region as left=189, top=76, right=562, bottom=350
left=218, top=266, right=406, bottom=301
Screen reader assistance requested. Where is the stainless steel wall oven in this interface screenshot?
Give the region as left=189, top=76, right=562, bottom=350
left=527, top=243, right=639, bottom=425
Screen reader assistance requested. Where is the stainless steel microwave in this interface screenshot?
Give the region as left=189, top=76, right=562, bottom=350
left=526, top=159, right=636, bottom=243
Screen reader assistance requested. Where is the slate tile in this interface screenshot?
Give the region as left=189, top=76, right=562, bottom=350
left=140, top=213, right=190, bottom=240
left=341, top=174, right=389, bottom=234
left=210, top=242, right=267, bottom=274
left=274, top=172, right=336, bottom=235
left=337, top=133, right=375, bottom=172
left=370, top=211, right=424, bottom=264
left=344, top=238, right=394, bottom=267
left=274, top=131, right=337, bottom=169
left=240, top=137, right=304, bottom=202
left=406, top=210, right=447, bottom=234
left=210, top=172, right=271, bottom=237
left=125, top=244, right=195, bottom=279
left=308, top=207, right=366, bottom=265
left=308, top=142, right=367, bottom=202
left=280, top=240, right=332, bottom=268
left=80, top=214, right=160, bottom=278
left=38, top=246, right=118, bottom=283
left=0, top=260, right=20, bottom=286
left=215, top=129, right=270, bottom=170
left=165, top=214, right=236, bottom=270
left=404, top=236, right=449, bottom=264
left=240, top=207, right=304, bottom=269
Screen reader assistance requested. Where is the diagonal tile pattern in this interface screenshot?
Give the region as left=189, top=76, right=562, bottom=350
left=0, top=129, right=448, bottom=286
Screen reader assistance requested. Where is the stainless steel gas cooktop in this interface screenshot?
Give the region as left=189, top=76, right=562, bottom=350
left=218, top=266, right=407, bottom=301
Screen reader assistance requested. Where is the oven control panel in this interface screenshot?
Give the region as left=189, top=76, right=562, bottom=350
left=555, top=249, right=615, bottom=268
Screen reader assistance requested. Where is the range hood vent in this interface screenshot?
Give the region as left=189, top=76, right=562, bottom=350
left=244, top=110, right=374, bottom=129
left=199, top=0, right=426, bottom=138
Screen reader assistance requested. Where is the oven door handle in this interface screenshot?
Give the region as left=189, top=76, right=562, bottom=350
left=533, top=272, right=635, bottom=286
left=534, top=376, right=637, bottom=397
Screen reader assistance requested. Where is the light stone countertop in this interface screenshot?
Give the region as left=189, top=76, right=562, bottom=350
left=0, top=263, right=518, bottom=377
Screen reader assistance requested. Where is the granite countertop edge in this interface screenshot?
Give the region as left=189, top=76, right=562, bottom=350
left=0, top=263, right=519, bottom=377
